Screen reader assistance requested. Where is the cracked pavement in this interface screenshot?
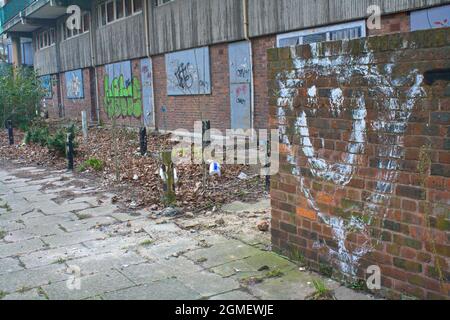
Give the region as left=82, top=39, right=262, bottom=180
left=0, top=161, right=375, bottom=300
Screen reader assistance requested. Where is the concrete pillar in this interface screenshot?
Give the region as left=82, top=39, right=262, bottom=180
left=10, top=35, right=22, bottom=67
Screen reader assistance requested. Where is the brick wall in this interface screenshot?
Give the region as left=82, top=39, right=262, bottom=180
left=368, top=12, right=411, bottom=36
left=268, top=27, right=450, bottom=300
left=253, top=36, right=276, bottom=130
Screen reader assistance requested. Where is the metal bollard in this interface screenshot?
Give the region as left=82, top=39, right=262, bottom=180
left=139, top=127, right=148, bottom=156
left=7, top=120, right=14, bottom=145
left=66, top=132, right=74, bottom=170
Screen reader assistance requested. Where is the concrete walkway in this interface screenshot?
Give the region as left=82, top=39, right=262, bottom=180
left=0, top=163, right=374, bottom=300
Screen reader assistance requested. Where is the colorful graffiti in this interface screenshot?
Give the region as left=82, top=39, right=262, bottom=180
left=166, top=47, right=211, bottom=96
left=104, top=61, right=142, bottom=118
left=275, top=44, right=425, bottom=276
left=40, top=75, right=52, bottom=98
left=65, top=69, right=84, bottom=99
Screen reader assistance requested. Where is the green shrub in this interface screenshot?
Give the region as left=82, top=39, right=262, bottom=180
left=47, top=129, right=67, bottom=156
left=25, top=122, right=78, bottom=158
left=24, top=124, right=49, bottom=146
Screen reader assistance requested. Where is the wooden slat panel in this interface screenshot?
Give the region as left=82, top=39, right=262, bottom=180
left=95, top=13, right=146, bottom=66
left=60, top=32, right=92, bottom=72
left=149, top=0, right=245, bottom=55
left=34, top=46, right=58, bottom=76
left=249, top=0, right=450, bottom=37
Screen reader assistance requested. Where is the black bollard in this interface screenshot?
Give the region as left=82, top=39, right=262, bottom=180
left=139, top=127, right=147, bottom=156
left=66, top=132, right=74, bottom=170
left=202, top=120, right=211, bottom=149
left=265, top=138, right=271, bottom=191
left=7, top=120, right=14, bottom=145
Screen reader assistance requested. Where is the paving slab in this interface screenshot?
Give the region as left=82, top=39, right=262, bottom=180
left=19, top=244, right=92, bottom=269
left=42, top=230, right=106, bottom=248
left=184, top=240, right=262, bottom=268
left=0, top=238, right=47, bottom=259
left=177, top=271, right=241, bottom=298
left=69, top=251, right=146, bottom=276
left=209, top=290, right=257, bottom=300
left=0, top=264, right=68, bottom=293
left=42, top=270, right=135, bottom=300
left=1, top=288, right=48, bottom=300
left=103, top=279, right=201, bottom=300
left=0, top=257, right=24, bottom=274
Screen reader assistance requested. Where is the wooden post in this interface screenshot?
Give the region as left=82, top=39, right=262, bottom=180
left=7, top=120, right=14, bottom=146
left=161, top=150, right=176, bottom=206
left=81, top=111, right=88, bottom=140
left=139, top=127, right=148, bottom=156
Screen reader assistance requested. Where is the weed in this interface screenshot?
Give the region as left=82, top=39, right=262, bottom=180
left=240, top=276, right=264, bottom=286
left=139, top=239, right=154, bottom=246
left=55, top=257, right=66, bottom=264
left=0, top=202, right=12, bottom=212
left=307, top=279, right=336, bottom=300
left=0, top=290, right=7, bottom=299
left=0, top=229, right=6, bottom=240
left=291, top=248, right=306, bottom=266
left=17, top=286, right=32, bottom=294
left=265, top=268, right=284, bottom=278
left=76, top=213, right=93, bottom=220
left=319, top=263, right=333, bottom=278
left=348, top=279, right=367, bottom=291
left=37, top=287, right=49, bottom=300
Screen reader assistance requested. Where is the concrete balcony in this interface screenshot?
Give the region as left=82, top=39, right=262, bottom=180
left=1, top=0, right=68, bottom=35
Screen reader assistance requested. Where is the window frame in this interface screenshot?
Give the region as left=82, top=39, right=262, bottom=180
left=61, top=12, right=91, bottom=42
left=276, top=20, right=367, bottom=48
left=155, top=0, right=174, bottom=7
left=36, top=27, right=56, bottom=51
left=98, top=0, right=143, bottom=28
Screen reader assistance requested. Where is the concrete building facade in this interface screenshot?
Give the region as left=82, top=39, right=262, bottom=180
left=0, top=0, right=449, bottom=132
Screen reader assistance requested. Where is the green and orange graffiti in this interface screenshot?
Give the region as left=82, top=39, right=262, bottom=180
left=104, top=74, right=142, bottom=118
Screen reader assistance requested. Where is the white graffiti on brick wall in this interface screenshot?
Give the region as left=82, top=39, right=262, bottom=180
left=275, top=43, right=425, bottom=275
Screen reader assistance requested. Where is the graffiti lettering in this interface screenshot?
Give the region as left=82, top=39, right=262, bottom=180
left=174, top=62, right=194, bottom=90
left=236, top=64, right=250, bottom=79
left=236, top=98, right=246, bottom=105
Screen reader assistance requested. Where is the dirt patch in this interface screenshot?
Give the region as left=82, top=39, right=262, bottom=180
left=1, top=123, right=267, bottom=213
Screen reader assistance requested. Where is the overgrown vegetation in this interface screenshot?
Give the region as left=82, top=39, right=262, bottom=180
left=0, top=66, right=44, bottom=130
left=24, top=121, right=78, bottom=157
